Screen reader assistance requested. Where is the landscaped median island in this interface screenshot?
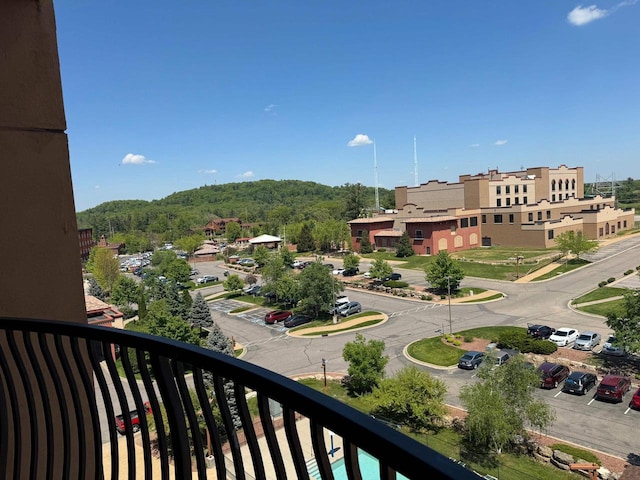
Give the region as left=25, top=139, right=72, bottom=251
left=287, top=312, right=387, bottom=336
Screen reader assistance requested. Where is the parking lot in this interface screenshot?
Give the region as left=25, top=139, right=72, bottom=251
left=207, top=299, right=289, bottom=333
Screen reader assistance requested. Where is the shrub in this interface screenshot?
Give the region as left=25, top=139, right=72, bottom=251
left=453, top=340, right=462, bottom=346
left=463, top=336, right=475, bottom=343
left=384, top=280, right=409, bottom=288
left=496, top=331, right=557, bottom=354
left=624, top=269, right=634, bottom=276
left=425, top=295, right=433, bottom=301
left=377, top=248, right=386, bottom=253
left=607, top=277, right=616, bottom=283
left=529, top=340, right=557, bottom=355
left=440, top=295, right=446, bottom=300
left=598, top=281, right=608, bottom=288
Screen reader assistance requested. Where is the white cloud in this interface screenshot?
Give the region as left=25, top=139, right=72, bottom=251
left=494, top=140, right=508, bottom=146
left=237, top=171, right=254, bottom=179
left=199, top=169, right=217, bottom=174
left=347, top=134, right=373, bottom=147
left=567, top=5, right=609, bottom=25
left=470, top=143, right=480, bottom=148
left=264, top=104, right=277, bottom=114
left=569, top=0, right=638, bottom=25
left=121, top=153, right=155, bottom=165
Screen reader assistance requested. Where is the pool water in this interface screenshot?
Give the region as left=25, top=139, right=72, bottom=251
left=331, top=449, right=409, bottom=480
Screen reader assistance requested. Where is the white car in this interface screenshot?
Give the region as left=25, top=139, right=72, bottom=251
left=332, top=268, right=345, bottom=275
left=549, top=327, right=579, bottom=347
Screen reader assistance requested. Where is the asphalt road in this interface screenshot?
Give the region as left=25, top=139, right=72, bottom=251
left=208, top=234, right=640, bottom=460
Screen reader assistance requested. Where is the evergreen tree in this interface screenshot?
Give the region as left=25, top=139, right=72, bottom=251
left=189, top=293, right=213, bottom=329
left=395, top=231, right=414, bottom=258
left=297, top=223, right=315, bottom=252
left=88, top=277, right=107, bottom=301
left=359, top=230, right=374, bottom=254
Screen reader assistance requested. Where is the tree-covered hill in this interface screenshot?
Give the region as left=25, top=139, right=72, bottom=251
left=77, top=179, right=395, bottom=241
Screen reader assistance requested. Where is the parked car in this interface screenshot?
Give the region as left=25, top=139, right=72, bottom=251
left=563, top=371, right=597, bottom=395
left=284, top=314, right=312, bottom=328
left=492, top=351, right=512, bottom=367
left=526, top=324, right=555, bottom=339
left=595, top=374, right=631, bottom=403
left=115, top=402, right=152, bottom=435
left=338, top=301, right=362, bottom=317
left=196, top=275, right=219, bottom=284
left=601, top=335, right=626, bottom=357
left=238, top=258, right=255, bottom=266
left=243, top=285, right=261, bottom=295
left=329, top=296, right=350, bottom=315
left=189, top=269, right=199, bottom=276
left=383, top=273, right=402, bottom=281
left=332, top=268, right=345, bottom=275
left=458, top=351, right=484, bottom=370
left=264, top=310, right=292, bottom=324
left=342, top=268, right=359, bottom=277
left=549, top=327, right=579, bottom=347
left=537, top=362, right=570, bottom=389
left=573, top=331, right=602, bottom=351
left=630, top=388, right=640, bottom=410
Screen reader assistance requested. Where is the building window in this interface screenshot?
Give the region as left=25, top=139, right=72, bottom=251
left=624, top=220, right=627, bottom=228
left=551, top=180, right=556, bottom=191
left=515, top=197, right=519, bottom=205
left=572, top=179, right=576, bottom=190
left=552, top=194, right=556, bottom=201
left=546, top=210, right=551, bottom=219
left=565, top=194, right=569, bottom=200
left=528, top=213, right=533, bottom=221
left=523, top=185, right=528, bottom=193
left=548, top=230, right=554, bottom=240
left=515, top=185, right=519, bottom=194
left=558, top=180, right=562, bottom=191
left=509, top=214, right=514, bottom=224
left=565, top=179, right=570, bottom=190
left=494, top=214, right=503, bottom=224
left=415, top=229, right=423, bottom=239
left=470, top=216, right=478, bottom=227
left=357, top=230, right=363, bottom=237
left=496, top=186, right=501, bottom=195
left=523, top=196, right=528, bottom=204
left=451, top=224, right=457, bottom=233
left=599, top=227, right=603, bottom=236
left=506, top=198, right=511, bottom=206
left=496, top=199, right=502, bottom=207
left=537, top=212, right=542, bottom=221
left=505, top=186, right=511, bottom=194
left=460, top=218, right=469, bottom=228
left=482, top=215, right=487, bottom=224
left=426, top=246, right=431, bottom=254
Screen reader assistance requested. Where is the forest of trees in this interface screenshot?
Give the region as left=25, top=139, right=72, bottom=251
left=77, top=180, right=395, bottom=244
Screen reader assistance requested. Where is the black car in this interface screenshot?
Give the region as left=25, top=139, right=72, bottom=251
left=527, top=324, right=555, bottom=339
left=563, top=371, right=597, bottom=395
left=383, top=273, right=402, bottom=281
left=458, top=351, right=484, bottom=369
left=284, top=314, right=312, bottom=328
left=342, top=268, right=359, bottom=277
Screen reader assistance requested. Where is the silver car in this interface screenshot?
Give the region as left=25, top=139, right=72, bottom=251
left=573, top=331, right=601, bottom=351
left=602, top=335, right=626, bottom=357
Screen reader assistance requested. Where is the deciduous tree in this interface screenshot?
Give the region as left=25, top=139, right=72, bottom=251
left=297, top=261, right=336, bottom=317
left=554, top=230, right=598, bottom=260
left=424, top=251, right=464, bottom=292
left=223, top=274, right=244, bottom=292
left=88, top=247, right=120, bottom=293
left=460, top=355, right=555, bottom=454
left=225, top=222, right=242, bottom=242
left=110, top=276, right=139, bottom=307
left=343, top=252, right=360, bottom=271
left=606, top=290, right=640, bottom=353
left=366, top=366, right=447, bottom=432
left=369, top=258, right=392, bottom=280
left=342, top=334, right=388, bottom=395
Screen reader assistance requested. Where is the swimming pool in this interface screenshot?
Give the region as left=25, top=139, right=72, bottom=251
left=330, top=449, right=409, bottom=480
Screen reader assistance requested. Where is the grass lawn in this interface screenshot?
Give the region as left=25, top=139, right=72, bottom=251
left=531, top=259, right=590, bottom=281
left=458, top=262, right=521, bottom=281
left=451, top=246, right=558, bottom=262
left=407, top=326, right=525, bottom=366
left=577, top=300, right=625, bottom=317
left=572, top=286, right=628, bottom=304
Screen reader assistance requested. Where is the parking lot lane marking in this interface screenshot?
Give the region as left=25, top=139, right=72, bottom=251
left=587, top=398, right=595, bottom=406
left=625, top=407, right=631, bottom=415
left=554, top=391, right=562, bottom=398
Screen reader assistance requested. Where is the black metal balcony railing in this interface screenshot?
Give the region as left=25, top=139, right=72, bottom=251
left=0, top=318, right=476, bottom=479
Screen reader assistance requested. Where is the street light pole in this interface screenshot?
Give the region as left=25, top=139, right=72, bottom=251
left=515, top=255, right=523, bottom=279
left=322, top=358, right=327, bottom=393
left=446, top=276, right=452, bottom=335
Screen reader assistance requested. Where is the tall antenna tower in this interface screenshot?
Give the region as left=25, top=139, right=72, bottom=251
left=586, top=172, right=618, bottom=200
left=373, top=140, right=380, bottom=211
left=413, top=136, right=418, bottom=186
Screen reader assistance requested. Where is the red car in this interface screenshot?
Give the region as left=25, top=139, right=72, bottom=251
left=631, top=388, right=640, bottom=409
left=264, top=310, right=292, bottom=324
left=595, top=374, right=631, bottom=403
left=115, top=401, right=152, bottom=434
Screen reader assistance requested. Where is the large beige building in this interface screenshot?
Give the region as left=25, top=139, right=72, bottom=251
left=374, top=165, right=635, bottom=250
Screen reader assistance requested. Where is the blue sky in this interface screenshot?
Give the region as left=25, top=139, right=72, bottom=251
left=55, top=1, right=640, bottom=212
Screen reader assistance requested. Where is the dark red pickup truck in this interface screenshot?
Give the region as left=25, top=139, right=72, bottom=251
left=114, top=402, right=152, bottom=434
